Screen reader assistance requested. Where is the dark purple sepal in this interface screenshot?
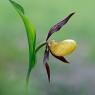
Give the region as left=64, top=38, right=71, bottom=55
left=46, top=12, right=75, bottom=41
left=48, top=45, right=69, bottom=63
left=45, top=63, right=50, bottom=82
left=43, top=45, right=49, bottom=64
left=53, top=55, right=69, bottom=63
left=43, top=45, right=51, bottom=82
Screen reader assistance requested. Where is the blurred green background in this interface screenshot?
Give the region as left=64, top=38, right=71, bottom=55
left=0, top=0, right=95, bottom=95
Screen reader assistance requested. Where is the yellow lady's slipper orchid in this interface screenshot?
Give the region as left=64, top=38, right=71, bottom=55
left=48, top=39, right=77, bottom=56
left=9, top=0, right=76, bottom=83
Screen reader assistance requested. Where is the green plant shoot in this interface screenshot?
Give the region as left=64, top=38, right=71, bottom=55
left=9, top=0, right=76, bottom=86
left=9, top=0, right=36, bottom=85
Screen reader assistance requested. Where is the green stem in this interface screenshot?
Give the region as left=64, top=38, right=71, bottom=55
left=35, top=42, right=47, bottom=53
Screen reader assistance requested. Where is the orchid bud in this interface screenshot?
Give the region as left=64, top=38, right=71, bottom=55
left=48, top=39, right=77, bottom=56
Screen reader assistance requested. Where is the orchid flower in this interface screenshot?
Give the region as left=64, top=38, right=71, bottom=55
left=41, top=12, right=76, bottom=82
left=9, top=0, right=77, bottom=84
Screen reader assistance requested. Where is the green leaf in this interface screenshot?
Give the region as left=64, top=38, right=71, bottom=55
left=22, top=15, right=36, bottom=85
left=9, top=0, right=36, bottom=85
left=9, top=0, right=24, bottom=16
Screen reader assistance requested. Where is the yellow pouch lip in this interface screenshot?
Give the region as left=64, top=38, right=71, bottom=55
left=48, top=39, right=77, bottom=56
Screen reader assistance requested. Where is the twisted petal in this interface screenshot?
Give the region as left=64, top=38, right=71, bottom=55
left=45, top=63, right=50, bottom=82
left=43, top=45, right=50, bottom=82
left=49, top=46, right=69, bottom=63
left=46, top=12, right=75, bottom=41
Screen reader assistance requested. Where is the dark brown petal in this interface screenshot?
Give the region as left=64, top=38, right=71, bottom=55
left=53, top=55, right=69, bottom=63
left=45, top=63, right=50, bottom=82
left=48, top=45, right=69, bottom=63
left=43, top=45, right=50, bottom=82
left=46, top=12, right=75, bottom=41
left=43, top=45, right=49, bottom=64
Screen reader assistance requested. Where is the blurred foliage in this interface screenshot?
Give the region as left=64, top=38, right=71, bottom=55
left=0, top=0, right=95, bottom=95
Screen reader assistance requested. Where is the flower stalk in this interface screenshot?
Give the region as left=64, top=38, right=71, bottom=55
left=36, top=42, right=47, bottom=53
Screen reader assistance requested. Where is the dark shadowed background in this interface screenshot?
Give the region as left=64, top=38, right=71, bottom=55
left=0, top=0, right=95, bottom=95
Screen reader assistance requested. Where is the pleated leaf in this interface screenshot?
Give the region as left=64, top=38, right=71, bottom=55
left=9, top=0, right=36, bottom=84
